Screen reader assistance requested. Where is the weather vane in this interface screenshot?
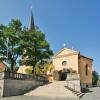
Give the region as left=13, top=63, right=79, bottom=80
left=63, top=43, right=66, bottom=48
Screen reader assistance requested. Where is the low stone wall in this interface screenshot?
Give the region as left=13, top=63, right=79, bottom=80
left=97, top=80, right=100, bottom=87
left=0, top=71, right=48, bottom=97
left=66, top=79, right=81, bottom=92
left=3, top=79, right=45, bottom=97
left=67, top=73, right=80, bottom=80
left=0, top=80, right=4, bottom=97
left=81, top=83, right=92, bottom=88
left=66, top=74, right=81, bottom=92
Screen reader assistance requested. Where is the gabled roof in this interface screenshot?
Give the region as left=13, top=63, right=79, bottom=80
left=80, top=54, right=93, bottom=61
left=0, top=61, right=9, bottom=68
left=53, top=48, right=93, bottom=61
left=53, top=48, right=79, bottom=58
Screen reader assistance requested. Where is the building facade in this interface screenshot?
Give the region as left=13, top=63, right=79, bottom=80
left=52, top=48, right=93, bottom=88
left=97, top=75, right=100, bottom=86
left=0, top=62, right=9, bottom=72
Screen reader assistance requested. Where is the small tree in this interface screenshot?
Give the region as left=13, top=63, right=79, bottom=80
left=25, top=66, right=33, bottom=74
left=92, top=70, right=99, bottom=85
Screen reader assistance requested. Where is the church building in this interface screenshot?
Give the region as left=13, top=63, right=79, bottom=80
left=52, top=48, right=93, bottom=88
left=17, top=8, right=93, bottom=89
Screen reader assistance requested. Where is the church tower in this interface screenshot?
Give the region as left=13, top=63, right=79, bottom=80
left=28, top=7, right=35, bottom=30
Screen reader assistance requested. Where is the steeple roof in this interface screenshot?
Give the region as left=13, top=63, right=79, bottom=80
left=28, top=7, right=35, bottom=30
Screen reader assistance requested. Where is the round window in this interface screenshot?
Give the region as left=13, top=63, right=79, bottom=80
left=62, top=61, right=67, bottom=66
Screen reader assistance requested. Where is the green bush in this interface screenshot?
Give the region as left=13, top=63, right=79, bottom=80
left=25, top=68, right=33, bottom=74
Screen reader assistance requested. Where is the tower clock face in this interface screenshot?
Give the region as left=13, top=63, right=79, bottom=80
left=62, top=61, right=67, bottom=66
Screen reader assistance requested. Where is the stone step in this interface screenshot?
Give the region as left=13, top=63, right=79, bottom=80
left=65, top=85, right=85, bottom=98
left=78, top=93, right=85, bottom=98
left=76, top=92, right=81, bottom=96
left=73, top=91, right=79, bottom=94
left=72, top=91, right=78, bottom=94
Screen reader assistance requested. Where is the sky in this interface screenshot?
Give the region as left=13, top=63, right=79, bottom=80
left=0, top=0, right=100, bottom=74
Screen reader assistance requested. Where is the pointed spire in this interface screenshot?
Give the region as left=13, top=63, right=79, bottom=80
left=28, top=7, right=35, bottom=30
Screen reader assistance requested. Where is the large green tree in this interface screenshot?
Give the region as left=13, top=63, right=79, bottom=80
left=0, top=19, right=53, bottom=72
left=20, top=27, right=53, bottom=73
left=0, top=19, right=22, bottom=71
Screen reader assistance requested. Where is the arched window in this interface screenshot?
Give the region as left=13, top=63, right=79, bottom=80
left=86, top=64, right=88, bottom=76
left=62, top=61, right=67, bottom=66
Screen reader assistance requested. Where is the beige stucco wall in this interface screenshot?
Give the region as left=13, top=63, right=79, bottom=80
left=17, top=65, right=32, bottom=74
left=52, top=48, right=93, bottom=88
left=79, top=56, right=92, bottom=85
left=53, top=54, right=79, bottom=73
left=0, top=62, right=7, bottom=72
left=56, top=48, right=77, bottom=56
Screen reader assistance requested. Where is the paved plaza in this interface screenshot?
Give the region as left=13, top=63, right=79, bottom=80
left=0, top=82, right=100, bottom=100
left=0, top=81, right=78, bottom=100
left=25, top=81, right=77, bottom=98
left=0, top=96, right=78, bottom=100
left=80, top=87, right=100, bottom=100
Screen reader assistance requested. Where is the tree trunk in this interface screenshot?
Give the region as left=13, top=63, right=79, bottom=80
left=33, top=62, right=36, bottom=75
left=11, top=61, right=15, bottom=72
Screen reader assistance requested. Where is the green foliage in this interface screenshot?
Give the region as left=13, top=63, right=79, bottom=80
left=25, top=66, right=33, bottom=74
left=13, top=66, right=19, bottom=73
left=67, top=68, right=77, bottom=74
left=20, top=28, right=53, bottom=71
left=35, top=61, right=54, bottom=75
left=92, top=70, right=99, bottom=85
left=0, top=19, right=53, bottom=73
left=0, top=19, right=22, bottom=71
left=43, top=63, right=50, bottom=71
left=44, top=63, right=54, bottom=75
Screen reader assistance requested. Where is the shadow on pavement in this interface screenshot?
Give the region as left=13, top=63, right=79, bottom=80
left=81, top=88, right=93, bottom=93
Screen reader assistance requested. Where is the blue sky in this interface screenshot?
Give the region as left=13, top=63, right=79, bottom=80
left=0, top=0, right=100, bottom=74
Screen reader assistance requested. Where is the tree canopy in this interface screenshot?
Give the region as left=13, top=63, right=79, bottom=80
left=92, top=70, right=99, bottom=85
left=20, top=28, right=53, bottom=66
left=0, top=19, right=22, bottom=71
left=0, top=19, right=53, bottom=72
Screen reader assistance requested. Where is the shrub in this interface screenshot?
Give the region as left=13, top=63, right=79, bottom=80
left=25, top=67, right=33, bottom=74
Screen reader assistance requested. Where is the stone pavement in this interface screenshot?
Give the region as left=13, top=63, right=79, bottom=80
left=0, top=81, right=79, bottom=100
left=0, top=85, right=100, bottom=100
left=25, top=81, right=78, bottom=99
left=0, top=96, right=78, bottom=100
left=80, top=87, right=100, bottom=100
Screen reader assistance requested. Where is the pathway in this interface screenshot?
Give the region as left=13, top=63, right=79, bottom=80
left=80, top=87, right=100, bottom=100
left=25, top=81, right=78, bottom=99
